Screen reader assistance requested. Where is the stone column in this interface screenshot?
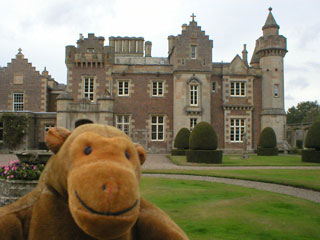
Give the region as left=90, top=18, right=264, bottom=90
left=109, top=37, right=115, bottom=48
left=138, top=38, right=144, bottom=54
left=116, top=39, right=122, bottom=53
left=124, top=39, right=129, bottom=53
left=145, top=41, right=152, bottom=57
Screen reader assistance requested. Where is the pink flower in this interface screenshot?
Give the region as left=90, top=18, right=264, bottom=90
left=10, top=175, right=14, bottom=178
left=6, top=176, right=10, bottom=180
left=33, top=166, right=37, bottom=170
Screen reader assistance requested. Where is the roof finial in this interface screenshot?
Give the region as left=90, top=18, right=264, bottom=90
left=268, top=7, right=272, bottom=12
left=190, top=13, right=196, bottom=22
left=18, top=48, right=22, bottom=54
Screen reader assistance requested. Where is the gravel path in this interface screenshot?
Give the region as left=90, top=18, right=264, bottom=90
left=142, top=154, right=320, bottom=203
left=143, top=173, right=320, bottom=203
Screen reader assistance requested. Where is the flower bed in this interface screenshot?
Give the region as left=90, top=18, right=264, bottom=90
left=0, top=161, right=44, bottom=206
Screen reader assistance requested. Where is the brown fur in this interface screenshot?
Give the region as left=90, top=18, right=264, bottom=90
left=0, top=124, right=188, bottom=240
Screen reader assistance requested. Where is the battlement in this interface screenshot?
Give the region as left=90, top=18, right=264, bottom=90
left=65, top=33, right=114, bottom=68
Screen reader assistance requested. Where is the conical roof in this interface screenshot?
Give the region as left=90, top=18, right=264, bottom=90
left=262, top=7, right=279, bottom=30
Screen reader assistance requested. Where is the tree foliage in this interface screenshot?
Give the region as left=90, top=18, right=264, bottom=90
left=0, top=113, right=29, bottom=150
left=287, top=101, right=320, bottom=124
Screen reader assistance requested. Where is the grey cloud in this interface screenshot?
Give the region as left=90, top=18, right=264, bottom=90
left=286, top=77, right=310, bottom=90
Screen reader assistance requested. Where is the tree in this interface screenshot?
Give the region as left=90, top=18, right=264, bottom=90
left=287, top=101, right=320, bottom=124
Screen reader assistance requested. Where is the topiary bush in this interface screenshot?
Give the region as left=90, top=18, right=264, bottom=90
left=172, top=128, right=190, bottom=156
left=304, top=122, right=320, bottom=150
left=257, top=127, right=278, bottom=156
left=187, top=122, right=222, bottom=163
left=302, top=122, right=320, bottom=163
left=259, top=127, right=277, bottom=148
left=189, top=122, right=218, bottom=150
left=174, top=128, right=190, bottom=149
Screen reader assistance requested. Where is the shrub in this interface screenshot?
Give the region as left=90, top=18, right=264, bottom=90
left=0, top=161, right=45, bottom=180
left=189, top=122, right=218, bottom=150
left=302, top=149, right=320, bottom=163
left=259, top=127, right=277, bottom=148
left=171, top=149, right=187, bottom=156
left=186, top=150, right=222, bottom=163
left=257, top=147, right=278, bottom=156
left=305, top=122, right=320, bottom=150
left=174, top=128, right=190, bottom=150
left=0, top=113, right=29, bottom=150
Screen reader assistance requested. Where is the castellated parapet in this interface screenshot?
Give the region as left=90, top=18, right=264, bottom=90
left=65, top=33, right=114, bottom=69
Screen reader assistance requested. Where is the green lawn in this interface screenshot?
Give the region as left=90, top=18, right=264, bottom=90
left=141, top=177, right=320, bottom=240
left=169, top=154, right=320, bottom=166
left=143, top=169, right=320, bottom=191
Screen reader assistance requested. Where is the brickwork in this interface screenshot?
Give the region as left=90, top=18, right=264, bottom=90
left=0, top=9, right=288, bottom=153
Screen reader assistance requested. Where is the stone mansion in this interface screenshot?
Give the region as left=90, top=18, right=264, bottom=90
left=0, top=8, right=287, bottom=153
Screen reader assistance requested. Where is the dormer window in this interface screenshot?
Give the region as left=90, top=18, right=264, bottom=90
left=87, top=48, right=94, bottom=53
left=191, top=45, right=197, bottom=59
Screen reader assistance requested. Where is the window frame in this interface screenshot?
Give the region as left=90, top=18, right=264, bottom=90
left=118, top=80, right=130, bottom=96
left=13, top=92, right=24, bottom=111
left=151, top=116, right=164, bottom=141
left=190, top=118, right=198, bottom=130
left=83, top=76, right=95, bottom=101
left=230, top=81, right=246, bottom=97
left=116, top=115, right=130, bottom=135
left=230, top=119, right=246, bottom=142
left=274, top=84, right=280, bottom=98
left=190, top=84, right=199, bottom=106
left=152, top=81, right=164, bottom=97
left=191, top=45, right=197, bottom=59
left=212, top=82, right=217, bottom=93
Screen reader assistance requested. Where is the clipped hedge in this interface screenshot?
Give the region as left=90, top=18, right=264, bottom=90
left=301, top=122, right=320, bottom=163
left=259, top=127, right=277, bottom=148
left=257, top=127, right=278, bottom=156
left=257, top=147, right=278, bottom=156
left=171, top=149, right=186, bottom=156
left=302, top=149, right=320, bottom=163
left=189, top=122, right=218, bottom=150
left=174, top=128, right=190, bottom=150
left=186, top=150, right=223, bottom=163
left=305, top=122, right=320, bottom=150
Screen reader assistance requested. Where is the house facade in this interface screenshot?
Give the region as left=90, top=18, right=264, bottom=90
left=0, top=8, right=287, bottom=153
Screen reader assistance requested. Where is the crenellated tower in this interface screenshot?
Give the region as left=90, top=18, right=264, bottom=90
left=251, top=7, right=287, bottom=147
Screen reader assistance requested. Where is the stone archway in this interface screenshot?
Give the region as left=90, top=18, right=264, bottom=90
left=75, top=119, right=93, bottom=128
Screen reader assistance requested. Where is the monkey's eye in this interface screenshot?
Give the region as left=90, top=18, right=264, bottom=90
left=84, top=146, right=92, bottom=155
left=125, top=151, right=130, bottom=160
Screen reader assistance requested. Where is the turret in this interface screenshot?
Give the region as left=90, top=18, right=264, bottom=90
left=255, top=7, right=288, bottom=148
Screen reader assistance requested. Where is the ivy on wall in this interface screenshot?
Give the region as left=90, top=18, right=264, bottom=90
left=0, top=113, right=29, bottom=150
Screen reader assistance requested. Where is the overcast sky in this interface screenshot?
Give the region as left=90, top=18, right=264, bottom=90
left=1, top=0, right=319, bottom=110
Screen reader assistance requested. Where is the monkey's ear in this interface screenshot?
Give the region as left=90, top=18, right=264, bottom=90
left=45, top=127, right=71, bottom=153
left=134, top=143, right=146, bottom=166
